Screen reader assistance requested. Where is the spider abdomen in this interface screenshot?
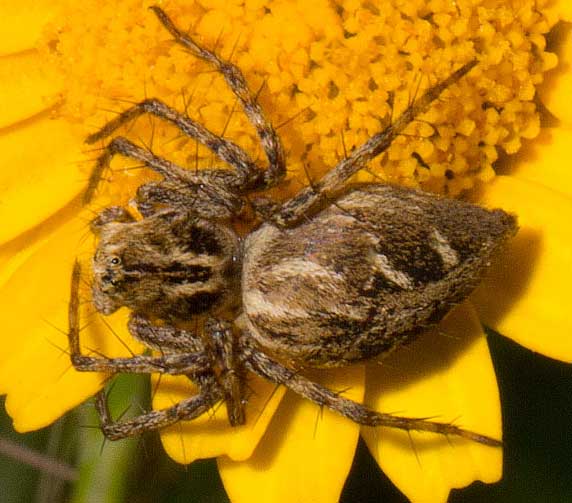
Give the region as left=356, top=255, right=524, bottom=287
left=242, top=184, right=517, bottom=368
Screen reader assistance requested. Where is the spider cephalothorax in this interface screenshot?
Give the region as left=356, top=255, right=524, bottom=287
left=68, top=6, right=516, bottom=445
left=91, top=206, right=240, bottom=321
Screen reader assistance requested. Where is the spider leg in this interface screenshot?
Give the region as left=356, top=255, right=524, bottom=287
left=205, top=318, right=245, bottom=426
left=273, top=60, right=478, bottom=227
left=70, top=263, right=245, bottom=434
left=85, top=98, right=264, bottom=196
left=90, top=206, right=135, bottom=233
left=68, top=262, right=209, bottom=376
left=151, top=6, right=286, bottom=188
left=135, top=176, right=243, bottom=219
left=95, top=374, right=222, bottom=440
left=128, top=313, right=205, bottom=353
left=128, top=314, right=245, bottom=426
left=243, top=341, right=501, bottom=447
left=83, top=136, right=243, bottom=209
left=71, top=351, right=209, bottom=375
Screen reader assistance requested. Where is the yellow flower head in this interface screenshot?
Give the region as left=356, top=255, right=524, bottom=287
left=0, top=1, right=571, bottom=502
left=38, top=0, right=556, bottom=198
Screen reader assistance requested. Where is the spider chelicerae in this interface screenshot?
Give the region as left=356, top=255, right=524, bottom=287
left=68, top=6, right=516, bottom=445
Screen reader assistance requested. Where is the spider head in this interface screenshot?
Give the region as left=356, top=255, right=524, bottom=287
left=92, top=248, right=126, bottom=315
left=92, top=210, right=241, bottom=321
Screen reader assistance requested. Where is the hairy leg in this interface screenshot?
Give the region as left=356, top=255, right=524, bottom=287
left=151, top=6, right=286, bottom=188
left=205, top=318, right=245, bottom=426
left=128, top=313, right=205, bottom=353
left=85, top=98, right=263, bottom=196
left=243, top=341, right=501, bottom=447
left=134, top=176, right=243, bottom=219
left=90, top=206, right=135, bottom=234
left=83, top=136, right=244, bottom=211
left=274, top=60, right=478, bottom=227
left=95, top=374, right=222, bottom=440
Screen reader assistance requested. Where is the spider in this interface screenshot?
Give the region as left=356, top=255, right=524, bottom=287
left=68, top=6, right=517, bottom=445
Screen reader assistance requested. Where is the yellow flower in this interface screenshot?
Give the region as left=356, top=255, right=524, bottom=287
left=0, top=1, right=571, bottom=502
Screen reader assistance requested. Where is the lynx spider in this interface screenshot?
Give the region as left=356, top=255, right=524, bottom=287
left=68, top=6, right=517, bottom=446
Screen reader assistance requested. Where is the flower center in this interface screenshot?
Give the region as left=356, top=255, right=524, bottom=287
left=39, top=0, right=555, bottom=199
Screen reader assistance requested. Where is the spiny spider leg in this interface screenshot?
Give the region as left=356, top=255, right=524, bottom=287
left=68, top=262, right=210, bottom=376
left=85, top=98, right=263, bottom=196
left=70, top=263, right=244, bottom=433
left=274, top=59, right=478, bottom=227
left=206, top=319, right=245, bottom=425
left=135, top=176, right=243, bottom=219
left=243, top=340, right=501, bottom=447
left=90, top=206, right=135, bottom=233
left=151, top=6, right=287, bottom=188
left=123, top=312, right=245, bottom=426
left=128, top=313, right=205, bottom=353
left=95, top=374, right=222, bottom=440
left=71, top=352, right=209, bottom=375
left=83, top=136, right=241, bottom=209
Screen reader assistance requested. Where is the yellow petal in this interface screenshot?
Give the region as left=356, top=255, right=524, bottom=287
left=218, top=366, right=364, bottom=503
left=0, top=211, right=138, bottom=431
left=0, top=1, right=60, bottom=55
left=362, top=303, right=502, bottom=503
left=0, top=51, right=63, bottom=128
left=155, top=374, right=286, bottom=464
left=472, top=175, right=572, bottom=361
left=556, top=1, right=572, bottom=22
left=504, top=127, right=572, bottom=197
left=0, top=119, right=86, bottom=245
left=539, top=23, right=572, bottom=126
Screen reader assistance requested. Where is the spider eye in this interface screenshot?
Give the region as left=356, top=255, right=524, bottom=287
left=110, top=256, right=121, bottom=265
